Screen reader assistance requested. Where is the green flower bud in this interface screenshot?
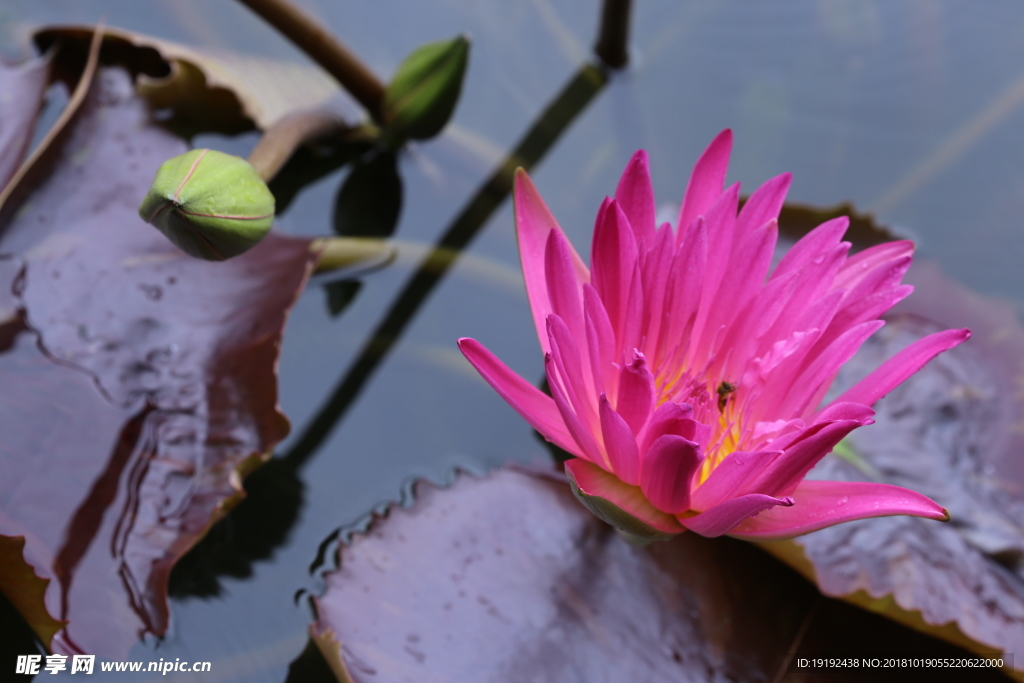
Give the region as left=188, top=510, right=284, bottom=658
left=138, top=149, right=274, bottom=261
left=383, top=36, right=469, bottom=141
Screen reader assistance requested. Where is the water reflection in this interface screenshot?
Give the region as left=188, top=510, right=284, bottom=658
left=170, top=61, right=608, bottom=605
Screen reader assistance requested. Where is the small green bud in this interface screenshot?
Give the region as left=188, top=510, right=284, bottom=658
left=138, top=149, right=274, bottom=261
left=383, top=36, right=469, bottom=141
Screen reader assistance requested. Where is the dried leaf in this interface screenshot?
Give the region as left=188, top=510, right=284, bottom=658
left=34, top=25, right=358, bottom=134
left=776, top=201, right=898, bottom=249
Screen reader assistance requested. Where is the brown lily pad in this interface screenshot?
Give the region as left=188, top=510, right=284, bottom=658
left=0, top=40, right=317, bottom=658
left=34, top=24, right=356, bottom=135
left=777, top=201, right=899, bottom=250
left=759, top=260, right=1024, bottom=678
left=312, top=468, right=1008, bottom=683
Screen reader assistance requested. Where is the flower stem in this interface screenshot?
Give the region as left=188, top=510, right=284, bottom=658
left=235, top=0, right=385, bottom=121
left=246, top=107, right=376, bottom=182
left=594, top=0, right=633, bottom=69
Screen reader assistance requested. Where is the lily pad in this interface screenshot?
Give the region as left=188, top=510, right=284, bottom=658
left=759, top=260, right=1024, bottom=677
left=34, top=24, right=356, bottom=134
left=312, top=468, right=1006, bottom=682
left=0, top=43, right=317, bottom=658
left=0, top=50, right=50, bottom=190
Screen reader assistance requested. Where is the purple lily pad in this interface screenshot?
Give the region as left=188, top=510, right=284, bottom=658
left=312, top=468, right=1007, bottom=682
left=758, top=260, right=1024, bottom=674
left=0, top=46, right=316, bottom=657
left=0, top=51, right=50, bottom=191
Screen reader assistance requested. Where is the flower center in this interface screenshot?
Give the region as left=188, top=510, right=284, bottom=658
left=654, top=367, right=745, bottom=485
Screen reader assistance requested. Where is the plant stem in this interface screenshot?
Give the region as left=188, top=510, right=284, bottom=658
left=247, top=107, right=376, bottom=182
left=594, top=0, right=633, bottom=69
left=235, top=0, right=385, bottom=121
left=282, top=64, right=608, bottom=469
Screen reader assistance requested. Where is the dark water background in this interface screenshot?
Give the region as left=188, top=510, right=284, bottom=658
left=2, top=1, right=1024, bottom=681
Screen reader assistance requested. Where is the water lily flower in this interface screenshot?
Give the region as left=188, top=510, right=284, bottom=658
left=458, top=130, right=970, bottom=541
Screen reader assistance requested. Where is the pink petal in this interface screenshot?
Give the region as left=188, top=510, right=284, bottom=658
left=689, top=184, right=741, bottom=362
left=795, top=371, right=841, bottom=424
left=707, top=219, right=779, bottom=368
left=771, top=216, right=848, bottom=282
left=814, top=254, right=914, bottom=351
left=660, top=217, right=707, bottom=357
left=715, top=267, right=799, bottom=382
left=681, top=493, right=794, bottom=537
left=616, top=350, right=655, bottom=436
left=690, top=449, right=780, bottom=510
left=458, top=338, right=577, bottom=454
left=757, top=418, right=812, bottom=453
left=547, top=314, right=600, bottom=436
left=639, top=435, right=703, bottom=513
left=747, top=268, right=800, bottom=339
left=793, top=288, right=845, bottom=338
left=747, top=291, right=844, bottom=410
left=727, top=480, right=949, bottom=540
left=748, top=419, right=867, bottom=497
left=565, top=458, right=685, bottom=534
left=758, top=241, right=850, bottom=351
left=831, top=282, right=914, bottom=337
left=638, top=222, right=675, bottom=361
left=545, top=353, right=603, bottom=465
left=599, top=395, right=641, bottom=485
left=591, top=198, right=638, bottom=339
left=583, top=284, right=616, bottom=396
left=638, top=401, right=697, bottom=455
left=677, top=129, right=733, bottom=243
left=614, top=150, right=657, bottom=247
left=743, top=329, right=822, bottom=420
left=736, top=173, right=790, bottom=238
left=812, top=257, right=913, bottom=355
left=831, top=328, right=971, bottom=408
left=842, top=254, right=914, bottom=306
left=813, top=401, right=875, bottom=424
left=618, top=263, right=647, bottom=361
left=777, top=319, right=885, bottom=418
left=514, top=169, right=589, bottom=354
left=545, top=229, right=587, bottom=352
left=834, top=240, right=915, bottom=291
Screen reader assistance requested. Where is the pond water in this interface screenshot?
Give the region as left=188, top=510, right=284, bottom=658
left=3, top=1, right=1024, bottom=681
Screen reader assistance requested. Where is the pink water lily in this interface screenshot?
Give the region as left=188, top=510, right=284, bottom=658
left=459, top=130, right=969, bottom=540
